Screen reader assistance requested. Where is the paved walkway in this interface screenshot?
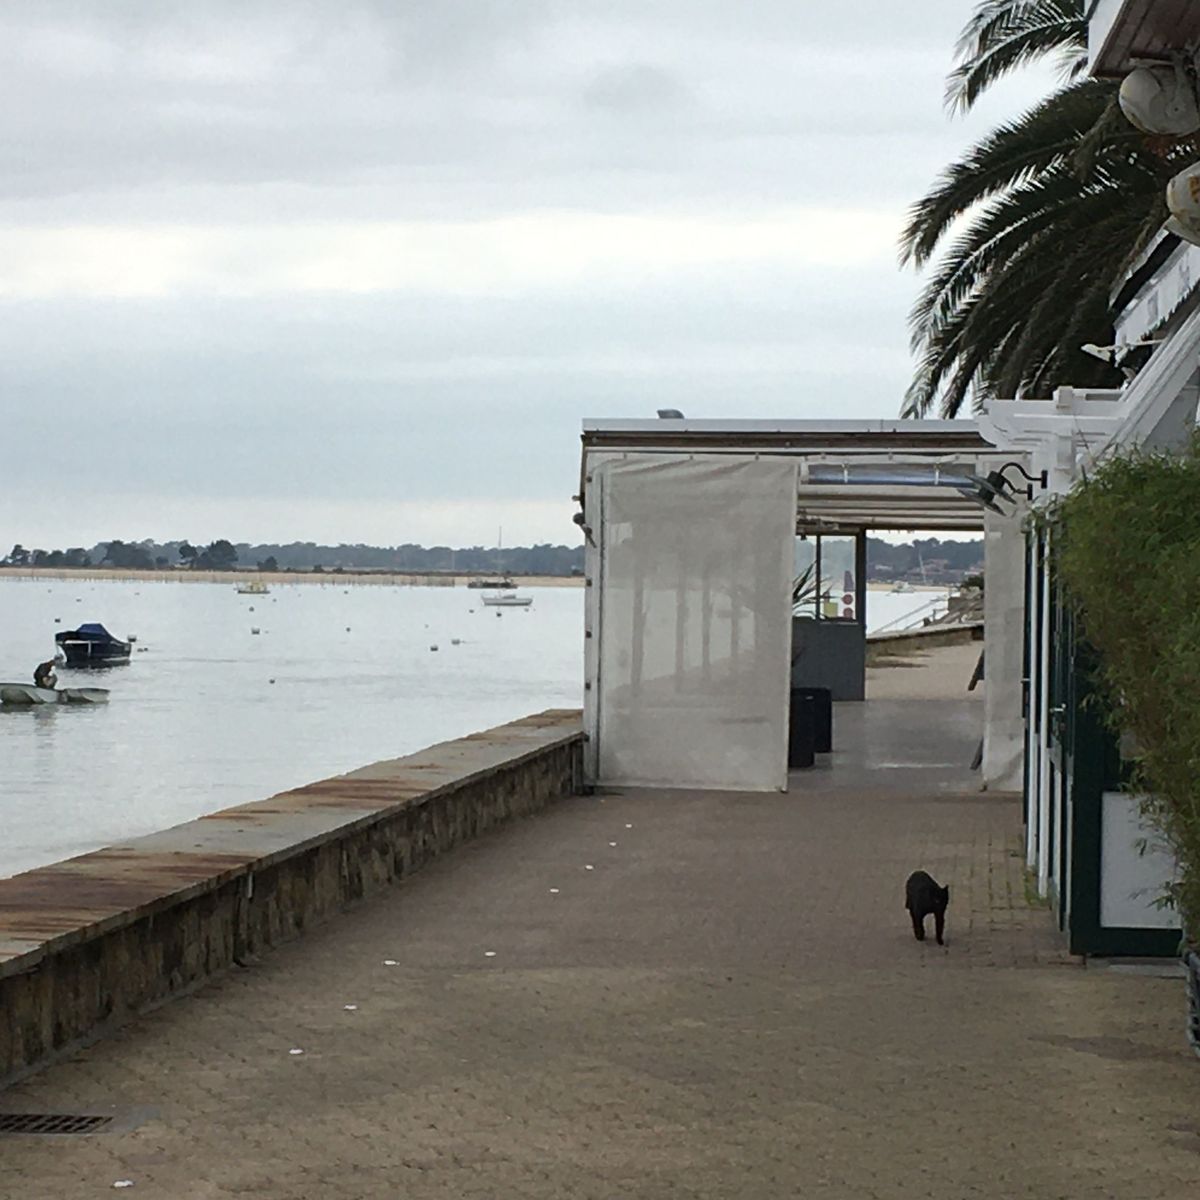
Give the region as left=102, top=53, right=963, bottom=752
left=3, top=644, right=1198, bottom=1198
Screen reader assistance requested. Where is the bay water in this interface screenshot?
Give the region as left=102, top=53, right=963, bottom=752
left=0, top=576, right=941, bottom=878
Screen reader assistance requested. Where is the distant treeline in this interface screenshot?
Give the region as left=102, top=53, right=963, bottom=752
left=1, top=539, right=587, bottom=576
left=865, top=537, right=984, bottom=576
left=2, top=535, right=982, bottom=578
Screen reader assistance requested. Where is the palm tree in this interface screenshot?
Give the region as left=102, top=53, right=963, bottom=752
left=902, top=1, right=1191, bottom=417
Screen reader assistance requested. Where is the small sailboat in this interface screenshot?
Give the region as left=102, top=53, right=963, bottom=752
left=476, top=528, right=532, bottom=606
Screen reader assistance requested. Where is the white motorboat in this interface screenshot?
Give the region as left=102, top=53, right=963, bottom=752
left=480, top=591, right=533, bottom=608
left=236, top=581, right=270, bottom=595
left=0, top=683, right=110, bottom=706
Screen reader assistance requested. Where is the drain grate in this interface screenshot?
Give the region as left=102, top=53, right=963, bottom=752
left=0, top=1113, right=114, bottom=1136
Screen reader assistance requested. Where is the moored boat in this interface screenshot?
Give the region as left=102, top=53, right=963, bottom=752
left=480, top=591, right=533, bottom=608
left=0, top=683, right=110, bottom=706
left=236, top=581, right=270, bottom=595
left=54, top=623, right=132, bottom=666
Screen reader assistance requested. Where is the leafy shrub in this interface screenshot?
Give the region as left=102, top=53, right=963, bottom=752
left=1056, top=435, right=1200, bottom=938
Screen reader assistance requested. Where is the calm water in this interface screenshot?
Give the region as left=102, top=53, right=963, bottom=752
left=0, top=578, right=584, bottom=878
left=0, top=577, right=940, bottom=878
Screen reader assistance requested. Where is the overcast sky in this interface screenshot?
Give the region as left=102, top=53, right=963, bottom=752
left=0, top=1, right=1057, bottom=550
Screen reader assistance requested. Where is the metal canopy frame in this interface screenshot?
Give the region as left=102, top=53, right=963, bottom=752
left=580, top=419, right=1025, bottom=532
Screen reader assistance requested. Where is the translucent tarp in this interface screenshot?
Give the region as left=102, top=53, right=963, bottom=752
left=594, top=455, right=797, bottom=791
left=982, top=509, right=1026, bottom=791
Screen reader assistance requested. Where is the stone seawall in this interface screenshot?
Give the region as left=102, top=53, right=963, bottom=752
left=0, top=710, right=583, bottom=1086
left=865, top=621, right=983, bottom=663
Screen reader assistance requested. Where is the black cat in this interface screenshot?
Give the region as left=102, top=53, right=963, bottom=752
left=905, top=871, right=949, bottom=945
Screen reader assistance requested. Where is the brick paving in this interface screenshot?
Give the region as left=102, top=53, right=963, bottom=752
left=2, top=644, right=1198, bottom=1198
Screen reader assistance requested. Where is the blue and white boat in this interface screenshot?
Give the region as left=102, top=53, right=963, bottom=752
left=54, top=623, right=132, bottom=666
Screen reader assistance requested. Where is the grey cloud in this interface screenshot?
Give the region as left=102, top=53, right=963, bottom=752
left=582, top=64, right=691, bottom=114
left=0, top=1, right=1050, bottom=216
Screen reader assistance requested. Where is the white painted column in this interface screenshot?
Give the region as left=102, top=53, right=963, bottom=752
left=982, top=504, right=1027, bottom=791
left=1025, top=532, right=1040, bottom=870
left=1037, top=533, right=1052, bottom=898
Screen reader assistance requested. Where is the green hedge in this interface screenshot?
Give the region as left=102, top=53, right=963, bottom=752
left=1055, top=436, right=1200, bottom=941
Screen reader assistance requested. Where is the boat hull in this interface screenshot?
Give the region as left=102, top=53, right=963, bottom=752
left=0, top=684, right=109, bottom=706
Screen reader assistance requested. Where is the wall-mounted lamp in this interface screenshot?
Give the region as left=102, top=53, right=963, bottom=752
left=984, top=461, right=1049, bottom=502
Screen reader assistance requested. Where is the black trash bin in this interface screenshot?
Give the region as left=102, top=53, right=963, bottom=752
left=788, top=688, right=816, bottom=769
left=790, top=686, right=832, bottom=753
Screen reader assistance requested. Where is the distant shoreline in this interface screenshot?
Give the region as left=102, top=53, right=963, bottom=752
left=2, top=568, right=951, bottom=593
left=0, top=567, right=586, bottom=589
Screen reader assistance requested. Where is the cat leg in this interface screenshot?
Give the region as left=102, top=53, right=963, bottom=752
left=934, top=911, right=945, bottom=946
left=910, top=910, right=925, bottom=941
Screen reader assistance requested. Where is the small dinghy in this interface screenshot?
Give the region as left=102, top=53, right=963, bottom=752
left=0, top=683, right=110, bottom=706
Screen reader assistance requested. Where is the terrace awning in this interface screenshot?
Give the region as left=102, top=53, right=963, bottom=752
left=580, top=419, right=1027, bottom=532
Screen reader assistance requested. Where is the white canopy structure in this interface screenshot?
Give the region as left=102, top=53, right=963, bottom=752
left=578, top=418, right=1032, bottom=794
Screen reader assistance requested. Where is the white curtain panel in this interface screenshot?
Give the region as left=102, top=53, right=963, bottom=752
left=595, top=454, right=798, bottom=791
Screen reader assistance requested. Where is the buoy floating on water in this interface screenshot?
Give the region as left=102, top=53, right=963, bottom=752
left=430, top=644, right=439, bottom=652
left=251, top=627, right=261, bottom=635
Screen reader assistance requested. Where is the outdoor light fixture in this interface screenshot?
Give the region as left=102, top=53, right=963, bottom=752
left=985, top=461, right=1048, bottom=502
left=573, top=509, right=595, bottom=546
left=962, top=474, right=1011, bottom=515
left=1081, top=338, right=1163, bottom=365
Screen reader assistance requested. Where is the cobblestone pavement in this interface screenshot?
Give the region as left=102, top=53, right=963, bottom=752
left=2, top=647, right=1198, bottom=1198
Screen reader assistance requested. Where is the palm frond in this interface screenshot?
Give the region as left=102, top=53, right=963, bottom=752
left=901, top=79, right=1120, bottom=267
left=905, top=175, right=1161, bottom=416
left=947, top=0, right=1087, bottom=114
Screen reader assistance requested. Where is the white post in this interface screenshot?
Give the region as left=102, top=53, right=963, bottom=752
left=1025, top=531, right=1040, bottom=870
left=1036, top=532, right=1053, bottom=898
